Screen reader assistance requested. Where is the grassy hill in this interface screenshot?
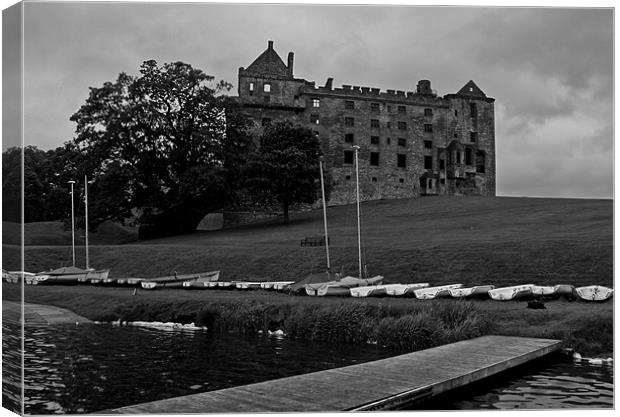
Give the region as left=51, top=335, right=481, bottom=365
left=3, top=196, right=613, bottom=287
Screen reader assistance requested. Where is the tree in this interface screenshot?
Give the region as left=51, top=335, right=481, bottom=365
left=69, top=60, right=252, bottom=236
left=246, top=121, right=328, bottom=223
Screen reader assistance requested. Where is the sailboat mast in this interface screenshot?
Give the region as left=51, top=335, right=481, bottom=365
left=353, top=146, right=362, bottom=279
left=68, top=180, right=76, bottom=267
left=319, top=157, right=331, bottom=272
left=84, top=175, right=89, bottom=270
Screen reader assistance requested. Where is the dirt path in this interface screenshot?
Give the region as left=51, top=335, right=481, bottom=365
left=2, top=300, right=91, bottom=325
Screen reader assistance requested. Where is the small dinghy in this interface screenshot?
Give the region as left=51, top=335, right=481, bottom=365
left=216, top=281, right=235, bottom=288
left=531, top=285, right=557, bottom=297
left=350, top=284, right=403, bottom=298
left=488, top=284, right=534, bottom=301
left=273, top=282, right=294, bottom=291
left=449, top=285, right=495, bottom=298
left=553, top=284, right=577, bottom=300
left=414, top=284, right=463, bottom=300
left=316, top=284, right=352, bottom=297
left=304, top=281, right=339, bottom=296
left=260, top=281, right=295, bottom=290
left=575, top=285, right=613, bottom=302
left=384, top=283, right=429, bottom=297
left=235, top=281, right=262, bottom=290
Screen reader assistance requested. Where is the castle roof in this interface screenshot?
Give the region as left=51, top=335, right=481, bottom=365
left=244, top=40, right=290, bottom=78
left=455, top=80, right=487, bottom=98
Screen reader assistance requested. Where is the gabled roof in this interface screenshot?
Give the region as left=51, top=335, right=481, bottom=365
left=245, top=40, right=290, bottom=78
left=455, top=80, right=487, bottom=98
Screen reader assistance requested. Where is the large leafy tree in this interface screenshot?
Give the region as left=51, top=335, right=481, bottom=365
left=69, top=60, right=252, bottom=236
left=2, top=145, right=81, bottom=223
left=246, top=121, right=328, bottom=223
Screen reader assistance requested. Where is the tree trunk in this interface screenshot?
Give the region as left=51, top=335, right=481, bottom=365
left=282, top=199, right=289, bottom=224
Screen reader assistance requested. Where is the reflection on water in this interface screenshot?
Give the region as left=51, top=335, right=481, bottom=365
left=3, top=321, right=614, bottom=414
left=3, top=322, right=402, bottom=414
left=417, top=357, right=613, bottom=410
left=2, top=320, right=23, bottom=414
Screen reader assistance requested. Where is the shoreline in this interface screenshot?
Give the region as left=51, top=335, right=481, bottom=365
left=5, top=283, right=613, bottom=357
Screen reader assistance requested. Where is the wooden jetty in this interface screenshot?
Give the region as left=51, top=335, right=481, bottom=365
left=2, top=300, right=91, bottom=325
left=112, top=335, right=561, bottom=413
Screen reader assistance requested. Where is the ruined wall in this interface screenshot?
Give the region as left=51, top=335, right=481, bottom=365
left=236, top=44, right=496, bottom=203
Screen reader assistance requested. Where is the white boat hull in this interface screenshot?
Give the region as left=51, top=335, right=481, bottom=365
left=449, top=285, right=495, bottom=298
left=350, top=284, right=403, bottom=298
left=385, top=283, right=429, bottom=296
left=488, top=284, right=534, bottom=301
left=576, top=285, right=613, bottom=301
left=414, top=284, right=463, bottom=299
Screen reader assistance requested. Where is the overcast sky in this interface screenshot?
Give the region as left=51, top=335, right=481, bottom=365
left=5, top=2, right=614, bottom=198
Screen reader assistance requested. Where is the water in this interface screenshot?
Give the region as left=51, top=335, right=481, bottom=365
left=3, top=322, right=402, bottom=414
left=3, top=322, right=614, bottom=414
left=416, top=356, right=614, bottom=410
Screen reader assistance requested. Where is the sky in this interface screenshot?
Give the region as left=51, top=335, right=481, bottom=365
left=2, top=1, right=614, bottom=198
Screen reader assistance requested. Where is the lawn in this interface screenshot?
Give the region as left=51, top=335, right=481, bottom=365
left=1, top=196, right=614, bottom=356
left=3, top=196, right=613, bottom=287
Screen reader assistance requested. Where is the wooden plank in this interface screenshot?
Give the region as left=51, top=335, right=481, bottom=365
left=111, top=335, right=561, bottom=413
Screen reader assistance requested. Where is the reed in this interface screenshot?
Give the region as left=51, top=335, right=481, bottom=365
left=102, top=299, right=487, bottom=352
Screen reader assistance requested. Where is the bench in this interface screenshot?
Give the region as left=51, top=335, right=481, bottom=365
left=300, top=236, right=329, bottom=247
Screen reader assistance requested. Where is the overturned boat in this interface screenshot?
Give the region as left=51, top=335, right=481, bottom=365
left=384, top=283, right=430, bottom=297
left=414, top=284, right=463, bottom=300
left=488, top=284, right=534, bottom=301
left=575, top=285, right=613, bottom=302
left=449, top=285, right=495, bottom=298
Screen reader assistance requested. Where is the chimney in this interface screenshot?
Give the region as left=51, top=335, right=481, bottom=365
left=287, top=52, right=294, bottom=76
left=325, top=77, right=334, bottom=90
left=268, top=40, right=274, bottom=50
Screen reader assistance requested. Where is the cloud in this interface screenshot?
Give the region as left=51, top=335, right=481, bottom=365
left=15, top=3, right=613, bottom=198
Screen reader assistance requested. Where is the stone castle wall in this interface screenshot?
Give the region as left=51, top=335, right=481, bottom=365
left=236, top=42, right=496, bottom=204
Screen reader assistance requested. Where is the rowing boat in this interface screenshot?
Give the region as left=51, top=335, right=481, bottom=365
left=350, top=284, right=404, bottom=298
left=449, top=285, right=495, bottom=298
left=414, top=284, right=463, bottom=299
left=488, top=284, right=534, bottom=301
left=575, top=285, right=614, bottom=302
left=384, top=283, right=429, bottom=297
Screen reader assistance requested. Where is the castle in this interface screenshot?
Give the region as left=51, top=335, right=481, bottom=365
left=236, top=41, right=496, bottom=204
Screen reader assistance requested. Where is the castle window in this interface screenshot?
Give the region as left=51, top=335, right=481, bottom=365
left=398, top=138, right=407, bottom=147
left=371, top=119, right=380, bottom=128
left=399, top=178, right=405, bottom=183
left=344, top=133, right=354, bottom=143
left=454, top=132, right=459, bottom=138
left=398, top=121, right=407, bottom=130
left=439, top=159, right=445, bottom=170
left=465, top=148, right=473, bottom=165
left=398, top=105, right=406, bottom=114
left=454, top=109, right=458, bottom=117
left=262, top=118, right=271, bottom=127
left=371, top=102, right=380, bottom=113
left=264, top=83, right=271, bottom=93
left=387, top=137, right=391, bottom=145
left=370, top=136, right=379, bottom=145
left=387, top=121, right=391, bottom=129
left=456, top=152, right=461, bottom=164
left=387, top=105, right=393, bottom=113
left=372, top=177, right=378, bottom=182
left=424, top=140, right=433, bottom=149
left=424, top=156, right=433, bottom=170
left=424, top=124, right=433, bottom=133
left=397, top=154, right=407, bottom=168
left=249, top=82, right=254, bottom=96
left=345, top=175, right=351, bottom=180
left=424, top=108, right=433, bottom=117
left=476, top=150, right=486, bottom=173
left=310, top=114, right=320, bottom=124
left=440, top=179, right=445, bottom=185
left=470, top=132, right=478, bottom=142
left=312, top=99, right=320, bottom=108
left=345, top=117, right=354, bottom=127
left=470, top=103, right=477, bottom=118
left=345, top=100, right=355, bottom=109
left=343, top=151, right=354, bottom=164
left=370, top=152, right=380, bottom=166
